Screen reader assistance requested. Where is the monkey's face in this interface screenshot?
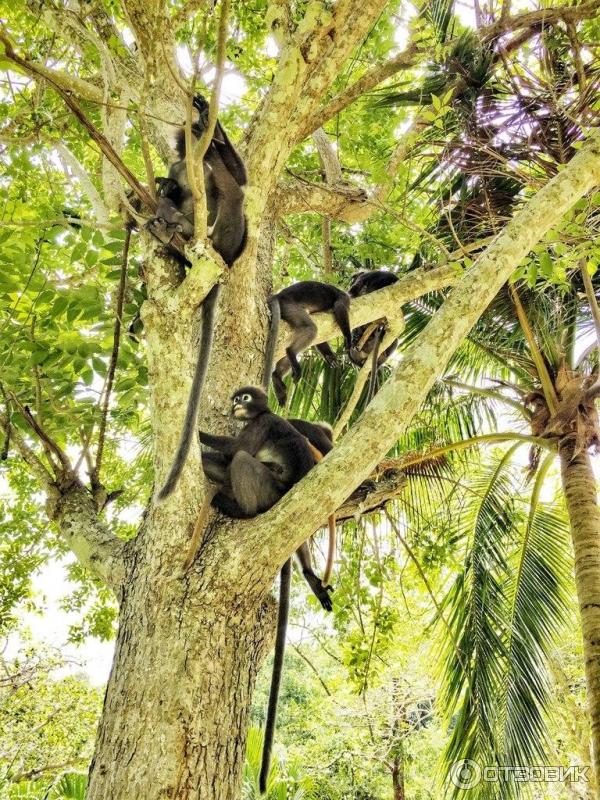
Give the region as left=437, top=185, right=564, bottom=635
left=231, top=387, right=268, bottom=420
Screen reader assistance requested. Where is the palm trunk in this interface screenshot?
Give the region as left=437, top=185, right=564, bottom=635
left=560, top=439, right=600, bottom=795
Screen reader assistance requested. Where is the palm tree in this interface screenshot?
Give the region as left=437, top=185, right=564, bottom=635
left=399, top=272, right=600, bottom=798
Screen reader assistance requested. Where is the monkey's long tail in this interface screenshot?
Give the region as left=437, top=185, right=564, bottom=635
left=366, top=326, right=383, bottom=405
left=323, top=514, right=336, bottom=586
left=259, top=559, right=291, bottom=795
left=262, top=297, right=280, bottom=390
left=157, top=284, right=221, bottom=500
left=305, top=442, right=337, bottom=587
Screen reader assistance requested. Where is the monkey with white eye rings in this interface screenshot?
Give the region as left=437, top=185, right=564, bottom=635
left=154, top=95, right=248, bottom=501
left=262, top=280, right=363, bottom=406
left=199, top=386, right=335, bottom=611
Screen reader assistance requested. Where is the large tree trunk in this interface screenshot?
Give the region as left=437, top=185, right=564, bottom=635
left=560, top=439, right=600, bottom=795
left=87, top=530, right=275, bottom=800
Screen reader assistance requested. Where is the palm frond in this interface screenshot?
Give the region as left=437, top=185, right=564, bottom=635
left=501, top=454, right=571, bottom=782
left=438, top=448, right=523, bottom=797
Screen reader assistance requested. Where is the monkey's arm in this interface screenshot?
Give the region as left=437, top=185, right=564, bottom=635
left=199, top=431, right=238, bottom=454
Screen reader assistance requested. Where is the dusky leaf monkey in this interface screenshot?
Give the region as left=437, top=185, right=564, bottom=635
left=262, top=280, right=362, bottom=406
left=349, top=270, right=400, bottom=401
left=198, top=386, right=337, bottom=794
left=199, top=386, right=335, bottom=608
left=147, top=94, right=247, bottom=264
left=154, top=95, right=248, bottom=500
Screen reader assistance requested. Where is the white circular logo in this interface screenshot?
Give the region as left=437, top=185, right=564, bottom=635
left=450, top=759, right=482, bottom=789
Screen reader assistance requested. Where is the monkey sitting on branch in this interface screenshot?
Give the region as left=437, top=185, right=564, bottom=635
left=147, top=93, right=247, bottom=266
left=199, top=385, right=335, bottom=609
left=349, top=269, right=400, bottom=365
left=349, top=269, right=400, bottom=402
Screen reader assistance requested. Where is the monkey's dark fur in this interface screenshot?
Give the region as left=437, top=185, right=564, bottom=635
left=349, top=270, right=400, bottom=401
left=262, top=281, right=361, bottom=406
left=147, top=94, right=247, bottom=266
left=260, top=558, right=291, bottom=794
left=200, top=386, right=333, bottom=795
left=155, top=96, right=247, bottom=500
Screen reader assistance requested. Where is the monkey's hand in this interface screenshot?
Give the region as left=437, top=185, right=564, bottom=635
left=303, top=571, right=334, bottom=612
left=145, top=218, right=181, bottom=245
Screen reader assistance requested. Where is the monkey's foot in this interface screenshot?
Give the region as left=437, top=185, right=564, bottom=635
left=323, top=352, right=338, bottom=368
left=303, top=571, right=333, bottom=612
left=286, top=349, right=302, bottom=382
left=349, top=347, right=366, bottom=367
left=272, top=374, right=287, bottom=407
left=145, top=218, right=181, bottom=245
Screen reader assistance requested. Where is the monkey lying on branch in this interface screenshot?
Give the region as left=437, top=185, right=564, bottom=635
left=263, top=280, right=363, bottom=406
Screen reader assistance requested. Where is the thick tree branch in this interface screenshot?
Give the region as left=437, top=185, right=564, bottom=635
left=0, top=412, right=125, bottom=590
left=335, top=469, right=407, bottom=521
left=297, top=38, right=423, bottom=139
left=483, top=0, right=600, bottom=39
left=295, top=0, right=389, bottom=126
left=237, top=128, right=600, bottom=589
left=50, top=481, right=126, bottom=592
left=273, top=176, right=370, bottom=222
left=176, top=251, right=224, bottom=313
left=244, top=0, right=388, bottom=202
left=0, top=31, right=103, bottom=104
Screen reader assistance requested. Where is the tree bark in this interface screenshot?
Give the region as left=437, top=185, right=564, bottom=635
left=87, top=536, right=276, bottom=800
left=560, top=439, right=600, bottom=795
left=392, top=747, right=406, bottom=800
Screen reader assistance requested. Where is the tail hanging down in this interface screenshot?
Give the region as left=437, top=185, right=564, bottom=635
left=259, top=559, right=291, bottom=794
left=157, top=284, right=221, bottom=500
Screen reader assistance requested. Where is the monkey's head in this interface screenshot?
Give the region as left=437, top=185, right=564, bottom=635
left=231, top=386, right=268, bottom=420
left=349, top=269, right=398, bottom=297
left=348, top=271, right=369, bottom=297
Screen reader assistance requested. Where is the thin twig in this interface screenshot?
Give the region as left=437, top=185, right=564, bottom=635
left=94, top=227, right=131, bottom=481
left=509, top=284, right=559, bottom=414
left=18, top=403, right=72, bottom=474
left=290, top=643, right=334, bottom=697
left=192, top=0, right=230, bottom=239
